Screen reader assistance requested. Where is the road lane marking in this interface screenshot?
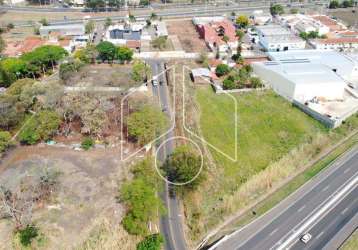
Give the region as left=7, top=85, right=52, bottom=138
left=269, top=228, right=278, bottom=236
left=343, top=167, right=351, bottom=174
left=275, top=173, right=358, bottom=250
left=316, top=231, right=324, bottom=239
left=298, top=205, right=306, bottom=212
left=341, top=207, right=350, bottom=215
left=322, top=185, right=330, bottom=192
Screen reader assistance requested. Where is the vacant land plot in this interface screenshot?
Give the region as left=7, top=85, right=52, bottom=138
left=183, top=86, right=330, bottom=242
left=329, top=9, right=358, bottom=27
left=64, top=64, right=136, bottom=88
left=167, top=20, right=209, bottom=52
left=0, top=146, right=140, bottom=249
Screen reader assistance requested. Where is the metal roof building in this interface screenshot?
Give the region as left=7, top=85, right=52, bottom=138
left=39, top=24, right=85, bottom=37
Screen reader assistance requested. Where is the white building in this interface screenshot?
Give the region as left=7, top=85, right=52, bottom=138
left=154, top=22, right=168, bottom=37
left=251, top=10, right=272, bottom=25
left=310, top=38, right=358, bottom=51
left=253, top=61, right=346, bottom=102
left=268, top=50, right=358, bottom=85
left=39, top=24, right=85, bottom=37
left=278, top=14, right=330, bottom=36
left=255, top=25, right=306, bottom=52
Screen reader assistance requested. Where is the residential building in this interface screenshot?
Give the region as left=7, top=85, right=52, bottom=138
left=104, top=23, right=144, bottom=47
left=310, top=38, right=358, bottom=51
left=255, top=25, right=306, bottom=52
left=251, top=10, right=272, bottom=25
left=39, top=24, right=85, bottom=37
left=196, top=20, right=237, bottom=54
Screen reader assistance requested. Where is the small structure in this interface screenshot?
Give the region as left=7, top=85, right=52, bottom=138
left=155, top=22, right=168, bottom=37
left=191, top=68, right=213, bottom=83
left=310, top=38, right=358, bottom=51
left=39, top=24, right=85, bottom=37
left=251, top=10, right=272, bottom=25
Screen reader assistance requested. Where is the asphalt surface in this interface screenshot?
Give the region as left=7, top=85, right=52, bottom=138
left=148, top=60, right=187, bottom=250
left=5, top=2, right=324, bottom=27
left=211, top=146, right=358, bottom=250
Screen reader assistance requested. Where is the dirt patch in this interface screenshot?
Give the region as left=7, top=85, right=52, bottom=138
left=0, top=146, right=140, bottom=249
left=329, top=9, right=358, bottom=27
left=167, top=20, right=209, bottom=53
left=64, top=64, right=136, bottom=88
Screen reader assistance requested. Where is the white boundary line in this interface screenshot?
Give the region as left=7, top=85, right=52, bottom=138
left=182, top=65, right=238, bottom=162
left=120, top=65, right=176, bottom=161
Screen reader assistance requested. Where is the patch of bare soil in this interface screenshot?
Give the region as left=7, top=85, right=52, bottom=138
left=167, top=20, right=209, bottom=53
left=0, top=146, right=138, bottom=249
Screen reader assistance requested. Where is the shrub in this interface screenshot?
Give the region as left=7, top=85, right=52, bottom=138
left=0, top=131, right=12, bottom=152
left=223, top=78, right=236, bottom=90
left=329, top=0, right=339, bottom=8
left=270, top=4, right=284, bottom=15
left=137, top=234, right=164, bottom=250
left=215, top=64, right=230, bottom=77
left=81, top=137, right=94, bottom=150
left=250, top=77, right=263, bottom=88
left=18, top=225, right=38, bottom=247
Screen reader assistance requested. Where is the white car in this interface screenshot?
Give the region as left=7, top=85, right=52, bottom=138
left=300, top=233, right=312, bottom=244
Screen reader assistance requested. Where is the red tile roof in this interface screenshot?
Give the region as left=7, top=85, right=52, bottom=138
left=314, top=37, right=358, bottom=44
left=20, top=37, right=46, bottom=54
left=312, top=16, right=344, bottom=31
left=200, top=20, right=236, bottom=45
left=126, top=40, right=141, bottom=49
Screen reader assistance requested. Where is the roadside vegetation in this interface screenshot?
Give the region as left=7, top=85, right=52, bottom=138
left=183, top=86, right=358, bottom=243
left=341, top=229, right=358, bottom=250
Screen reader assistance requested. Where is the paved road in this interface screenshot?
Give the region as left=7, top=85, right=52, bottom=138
left=148, top=60, right=187, bottom=250
left=210, top=146, right=358, bottom=250
left=6, top=2, right=324, bottom=27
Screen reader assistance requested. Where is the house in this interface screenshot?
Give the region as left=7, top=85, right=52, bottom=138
left=278, top=14, right=330, bottom=36
left=39, top=24, right=85, bottom=37
left=196, top=20, right=237, bottom=54
left=104, top=23, right=144, bottom=48
left=255, top=25, right=306, bottom=52
left=2, top=37, right=46, bottom=57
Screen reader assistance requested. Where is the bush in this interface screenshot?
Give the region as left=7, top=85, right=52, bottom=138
left=59, top=60, right=84, bottom=81
left=223, top=78, right=236, bottom=90
left=81, top=137, right=94, bottom=150
left=137, top=234, right=164, bottom=250
left=215, top=64, right=230, bottom=77
left=270, top=4, right=284, bottom=15
left=250, top=77, right=263, bottom=88
left=18, top=225, right=38, bottom=247
left=0, top=131, right=12, bottom=152
left=19, top=110, right=61, bottom=145
left=329, top=0, right=340, bottom=8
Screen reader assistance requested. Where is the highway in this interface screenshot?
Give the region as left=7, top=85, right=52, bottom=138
left=3, top=2, right=326, bottom=27
left=210, top=146, right=358, bottom=250
left=148, top=60, right=187, bottom=250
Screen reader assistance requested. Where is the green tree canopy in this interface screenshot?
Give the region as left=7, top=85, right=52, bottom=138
left=0, top=58, right=27, bottom=85
left=270, top=4, right=284, bottom=15
left=137, top=234, right=164, bottom=250
left=215, top=64, right=230, bottom=77
left=163, top=145, right=204, bottom=190
left=96, top=41, right=117, bottom=62
left=131, top=60, right=151, bottom=83
left=116, top=46, right=133, bottom=62
left=0, top=131, right=12, bottom=153
left=127, top=105, right=168, bottom=145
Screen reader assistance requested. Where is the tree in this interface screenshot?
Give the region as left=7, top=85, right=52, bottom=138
left=121, top=178, right=162, bottom=235
left=85, top=0, right=105, bottom=10
left=104, top=17, right=113, bottom=28
left=0, top=131, right=12, bottom=153
left=270, top=4, right=284, bottom=16
left=215, top=64, right=230, bottom=77
left=151, top=37, right=167, bottom=51
left=127, top=105, right=168, bottom=145
left=0, top=35, right=5, bottom=54
left=329, top=0, right=340, bottom=8
left=85, top=20, right=95, bottom=34
left=74, top=45, right=98, bottom=64
left=150, top=12, right=157, bottom=20
left=0, top=58, right=27, bottom=85
left=223, top=78, right=236, bottom=90
left=163, top=145, right=204, bottom=190
left=39, top=18, right=48, bottom=26
left=81, top=137, right=94, bottom=150
left=6, top=23, right=14, bottom=30
left=236, top=15, right=249, bottom=28
left=341, top=0, right=353, bottom=7
left=116, top=46, right=133, bottom=62
left=137, top=234, right=164, bottom=250
left=96, top=41, right=117, bottom=63
left=19, top=110, right=61, bottom=144
left=59, top=59, right=84, bottom=81
left=131, top=60, right=151, bottom=83
left=129, top=13, right=136, bottom=22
